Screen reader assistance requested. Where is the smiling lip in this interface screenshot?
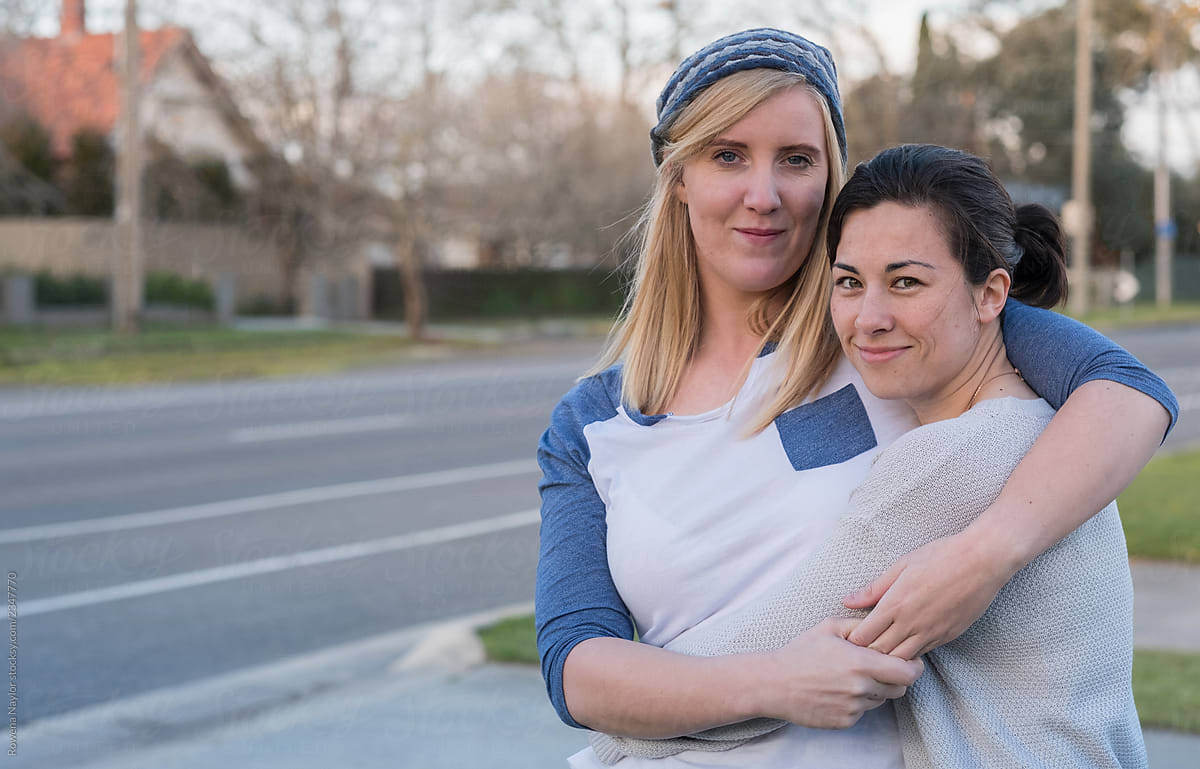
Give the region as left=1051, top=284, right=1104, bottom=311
left=856, top=345, right=909, bottom=364
left=735, top=227, right=785, bottom=243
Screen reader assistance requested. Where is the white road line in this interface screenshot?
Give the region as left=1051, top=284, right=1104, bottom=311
left=0, top=459, right=538, bottom=545
left=20, top=508, right=540, bottom=617
left=229, top=414, right=414, bottom=443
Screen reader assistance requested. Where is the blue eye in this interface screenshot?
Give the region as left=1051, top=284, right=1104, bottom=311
left=785, top=154, right=813, bottom=168
left=714, top=150, right=738, bottom=163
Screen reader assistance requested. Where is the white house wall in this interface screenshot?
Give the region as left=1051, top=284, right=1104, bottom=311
left=140, top=50, right=256, bottom=190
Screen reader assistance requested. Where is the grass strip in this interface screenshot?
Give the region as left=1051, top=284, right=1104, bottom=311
left=1118, top=449, right=1200, bottom=564
left=1133, top=648, right=1200, bottom=734
left=0, top=326, right=453, bottom=385
left=477, top=614, right=540, bottom=666
left=1064, top=301, right=1200, bottom=330
left=478, top=615, right=1200, bottom=735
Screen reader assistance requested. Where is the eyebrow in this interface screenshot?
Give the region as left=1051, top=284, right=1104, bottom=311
left=885, top=259, right=936, bottom=271
left=831, top=259, right=937, bottom=274
left=710, top=139, right=823, bottom=156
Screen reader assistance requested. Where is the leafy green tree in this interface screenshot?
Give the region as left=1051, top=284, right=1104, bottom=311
left=903, top=12, right=978, bottom=151
left=971, top=1, right=1193, bottom=262
left=64, top=129, right=115, bottom=216
left=0, top=113, right=55, bottom=182
left=143, top=139, right=241, bottom=222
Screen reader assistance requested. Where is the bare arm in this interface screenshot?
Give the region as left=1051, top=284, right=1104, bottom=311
left=972, top=380, right=1166, bottom=570
left=846, top=381, right=1169, bottom=657
left=564, top=638, right=762, bottom=738
left=565, top=620, right=922, bottom=737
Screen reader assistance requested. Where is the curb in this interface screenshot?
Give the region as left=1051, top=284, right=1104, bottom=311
left=392, top=601, right=535, bottom=673
left=16, top=603, right=533, bottom=769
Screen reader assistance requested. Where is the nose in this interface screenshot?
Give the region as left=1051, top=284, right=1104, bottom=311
left=854, top=286, right=894, bottom=335
left=743, top=164, right=781, bottom=214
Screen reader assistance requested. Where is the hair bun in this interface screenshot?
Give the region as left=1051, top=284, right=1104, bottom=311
left=1010, top=204, right=1068, bottom=308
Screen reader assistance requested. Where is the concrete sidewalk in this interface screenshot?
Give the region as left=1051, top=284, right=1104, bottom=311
left=19, top=561, right=1200, bottom=769
left=1131, top=560, right=1200, bottom=651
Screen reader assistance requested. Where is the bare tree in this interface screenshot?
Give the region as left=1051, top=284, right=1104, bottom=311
left=0, top=0, right=42, bottom=36
left=193, top=0, right=409, bottom=317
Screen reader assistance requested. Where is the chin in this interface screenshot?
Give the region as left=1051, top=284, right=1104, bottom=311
left=857, top=375, right=908, bottom=403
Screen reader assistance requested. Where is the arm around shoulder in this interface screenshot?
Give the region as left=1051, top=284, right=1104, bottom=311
left=848, top=306, right=1175, bottom=655
left=1001, top=299, right=1177, bottom=436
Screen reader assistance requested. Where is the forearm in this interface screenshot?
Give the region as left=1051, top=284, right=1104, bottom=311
left=965, top=380, right=1169, bottom=574
left=563, top=637, right=770, bottom=737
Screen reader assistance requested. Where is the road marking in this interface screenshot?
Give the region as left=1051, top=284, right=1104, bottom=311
left=20, top=508, right=540, bottom=617
left=0, top=459, right=539, bottom=544
left=229, top=414, right=414, bottom=443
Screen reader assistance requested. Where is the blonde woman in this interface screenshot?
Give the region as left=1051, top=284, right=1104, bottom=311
left=536, top=29, right=1175, bottom=769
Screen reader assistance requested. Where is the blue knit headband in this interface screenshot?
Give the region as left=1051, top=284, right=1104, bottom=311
left=651, top=28, right=847, bottom=169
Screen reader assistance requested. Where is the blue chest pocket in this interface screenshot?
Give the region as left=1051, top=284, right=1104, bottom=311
left=774, top=384, right=878, bottom=471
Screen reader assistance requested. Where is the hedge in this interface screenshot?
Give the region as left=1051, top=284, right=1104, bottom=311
left=34, top=270, right=106, bottom=305
left=372, top=267, right=628, bottom=320
left=28, top=270, right=213, bottom=308
left=144, top=271, right=214, bottom=309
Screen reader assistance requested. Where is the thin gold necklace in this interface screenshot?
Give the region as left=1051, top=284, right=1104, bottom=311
left=966, top=368, right=1022, bottom=410
left=966, top=342, right=1023, bottom=411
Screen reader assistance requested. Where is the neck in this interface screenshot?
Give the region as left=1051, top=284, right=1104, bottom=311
left=695, top=281, right=779, bottom=365
left=660, top=279, right=779, bottom=415
left=908, top=328, right=1021, bottom=425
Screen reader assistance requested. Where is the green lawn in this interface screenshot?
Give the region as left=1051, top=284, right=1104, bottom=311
left=478, top=614, right=1200, bottom=734
left=1132, top=649, right=1200, bottom=733
left=1064, top=300, right=1200, bottom=330
left=0, top=325, right=462, bottom=385
left=1119, top=449, right=1200, bottom=564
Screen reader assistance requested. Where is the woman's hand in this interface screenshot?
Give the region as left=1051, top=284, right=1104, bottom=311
left=841, top=531, right=1016, bottom=659
left=758, top=617, right=925, bottom=729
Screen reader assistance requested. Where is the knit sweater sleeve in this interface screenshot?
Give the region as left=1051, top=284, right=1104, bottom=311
left=588, top=400, right=1047, bottom=764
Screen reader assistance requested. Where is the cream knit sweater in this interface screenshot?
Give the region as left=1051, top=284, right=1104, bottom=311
left=590, top=397, right=1146, bottom=768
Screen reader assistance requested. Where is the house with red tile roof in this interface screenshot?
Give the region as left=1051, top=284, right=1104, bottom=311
left=0, top=0, right=268, bottom=189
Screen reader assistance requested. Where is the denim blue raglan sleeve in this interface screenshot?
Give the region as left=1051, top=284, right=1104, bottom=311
left=536, top=369, right=636, bottom=728
left=1002, top=299, right=1178, bottom=437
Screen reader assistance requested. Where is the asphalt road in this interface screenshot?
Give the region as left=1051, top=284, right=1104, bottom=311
left=2, top=340, right=598, bottom=725
left=3, top=325, right=1197, bottom=730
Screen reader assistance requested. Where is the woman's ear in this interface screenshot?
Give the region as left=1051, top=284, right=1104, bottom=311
left=674, top=178, right=688, bottom=205
left=975, top=268, right=1011, bottom=324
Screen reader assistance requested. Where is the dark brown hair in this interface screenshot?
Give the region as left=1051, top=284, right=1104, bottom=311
left=826, top=144, right=1068, bottom=308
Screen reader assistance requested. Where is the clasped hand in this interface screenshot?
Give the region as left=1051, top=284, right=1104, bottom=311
left=842, top=531, right=1013, bottom=660
left=761, top=617, right=924, bottom=730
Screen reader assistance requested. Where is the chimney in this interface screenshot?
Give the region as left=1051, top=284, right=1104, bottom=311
left=61, top=0, right=86, bottom=40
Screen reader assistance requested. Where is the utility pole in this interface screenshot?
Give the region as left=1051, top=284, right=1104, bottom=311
left=113, top=0, right=143, bottom=333
left=1067, top=0, right=1093, bottom=316
left=1153, top=1, right=1175, bottom=308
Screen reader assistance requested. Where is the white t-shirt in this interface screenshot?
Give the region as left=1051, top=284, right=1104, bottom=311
left=568, top=352, right=918, bottom=768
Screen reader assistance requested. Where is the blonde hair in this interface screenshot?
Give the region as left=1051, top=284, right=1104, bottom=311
left=591, top=69, right=846, bottom=432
